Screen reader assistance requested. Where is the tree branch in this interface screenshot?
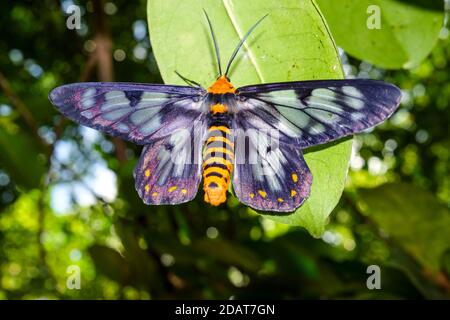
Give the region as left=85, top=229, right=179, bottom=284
left=79, top=53, right=98, bottom=82
left=0, top=71, right=39, bottom=133
left=0, top=70, right=50, bottom=154
left=92, top=0, right=127, bottom=163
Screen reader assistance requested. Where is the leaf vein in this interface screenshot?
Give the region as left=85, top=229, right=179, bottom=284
left=222, top=0, right=265, bottom=82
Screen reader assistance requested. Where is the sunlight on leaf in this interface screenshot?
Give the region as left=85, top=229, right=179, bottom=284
left=316, top=0, right=445, bottom=69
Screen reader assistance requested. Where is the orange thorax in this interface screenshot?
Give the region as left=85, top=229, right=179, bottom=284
left=207, top=76, right=236, bottom=94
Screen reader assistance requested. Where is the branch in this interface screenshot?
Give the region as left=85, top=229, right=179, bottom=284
left=0, top=70, right=39, bottom=133
left=0, top=70, right=50, bottom=154
left=92, top=0, right=127, bottom=163
left=79, top=53, right=98, bottom=82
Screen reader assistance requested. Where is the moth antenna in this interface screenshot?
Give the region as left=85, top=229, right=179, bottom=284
left=174, top=71, right=202, bottom=87
left=203, top=9, right=222, bottom=76
left=224, top=14, right=268, bottom=77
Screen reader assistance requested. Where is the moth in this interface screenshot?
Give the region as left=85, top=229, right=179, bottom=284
left=49, top=13, right=401, bottom=212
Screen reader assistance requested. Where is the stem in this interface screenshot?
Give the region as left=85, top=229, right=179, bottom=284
left=0, top=70, right=50, bottom=154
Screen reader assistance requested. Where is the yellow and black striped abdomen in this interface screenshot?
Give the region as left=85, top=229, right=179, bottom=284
left=203, top=116, right=234, bottom=206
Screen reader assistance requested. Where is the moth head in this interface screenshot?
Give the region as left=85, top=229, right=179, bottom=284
left=208, top=75, right=236, bottom=94
left=218, top=75, right=231, bottom=82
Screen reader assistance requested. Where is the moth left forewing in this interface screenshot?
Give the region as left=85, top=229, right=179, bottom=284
left=235, top=79, right=402, bottom=148
left=232, top=127, right=312, bottom=212
left=134, top=120, right=207, bottom=205
left=49, top=82, right=206, bottom=144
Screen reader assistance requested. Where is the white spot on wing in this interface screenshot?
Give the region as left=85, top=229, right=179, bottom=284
left=277, top=106, right=310, bottom=132
left=81, top=88, right=96, bottom=109
left=103, top=108, right=129, bottom=121
left=351, top=112, right=365, bottom=120
left=142, top=92, right=168, bottom=99
left=137, top=92, right=169, bottom=108
left=116, top=123, right=130, bottom=133
left=139, top=116, right=161, bottom=135
left=261, top=90, right=305, bottom=109
left=81, top=110, right=95, bottom=119
left=156, top=149, right=173, bottom=184
left=82, top=88, right=96, bottom=98
left=307, top=122, right=326, bottom=135
left=130, top=107, right=161, bottom=125
left=344, top=95, right=365, bottom=109
left=342, top=86, right=364, bottom=98
left=101, top=90, right=130, bottom=111
left=306, top=96, right=343, bottom=114
left=81, top=98, right=95, bottom=109
left=311, top=88, right=337, bottom=100
left=105, top=90, right=126, bottom=100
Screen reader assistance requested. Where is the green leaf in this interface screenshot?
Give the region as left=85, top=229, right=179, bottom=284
left=0, top=126, right=46, bottom=189
left=193, top=238, right=263, bottom=272
left=88, top=245, right=131, bottom=285
left=386, top=247, right=448, bottom=299
left=359, top=183, right=450, bottom=273
left=115, top=222, right=164, bottom=290
left=316, top=0, right=445, bottom=69
left=148, top=0, right=350, bottom=236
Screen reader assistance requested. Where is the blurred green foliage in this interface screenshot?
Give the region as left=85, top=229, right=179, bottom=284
left=0, top=0, right=449, bottom=300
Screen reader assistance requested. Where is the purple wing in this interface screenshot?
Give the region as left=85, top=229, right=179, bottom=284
left=235, top=79, right=402, bottom=148
left=232, top=128, right=312, bottom=212
left=49, top=82, right=206, bottom=144
left=134, top=122, right=207, bottom=205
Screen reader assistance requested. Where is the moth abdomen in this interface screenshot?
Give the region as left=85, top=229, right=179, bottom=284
left=202, top=111, right=234, bottom=206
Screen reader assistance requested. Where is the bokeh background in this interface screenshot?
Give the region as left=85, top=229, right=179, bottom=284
left=0, top=0, right=449, bottom=299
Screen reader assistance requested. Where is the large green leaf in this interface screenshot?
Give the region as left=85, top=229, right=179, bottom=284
left=359, top=183, right=450, bottom=273
left=316, top=0, right=444, bottom=69
left=148, top=0, right=351, bottom=236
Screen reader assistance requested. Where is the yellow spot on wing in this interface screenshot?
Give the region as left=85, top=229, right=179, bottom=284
left=168, top=186, right=177, bottom=193
left=145, top=169, right=150, bottom=177
left=290, top=190, right=297, bottom=197
left=152, top=192, right=158, bottom=197
left=292, top=173, right=298, bottom=183
left=181, top=188, right=187, bottom=194
left=145, top=185, right=150, bottom=193
left=277, top=198, right=284, bottom=203
left=258, top=190, right=267, bottom=198
left=249, top=193, right=255, bottom=199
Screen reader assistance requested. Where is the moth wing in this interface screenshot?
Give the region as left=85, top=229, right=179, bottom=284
left=134, top=121, right=207, bottom=205
left=49, top=82, right=206, bottom=144
left=235, top=79, right=402, bottom=148
left=232, top=128, right=312, bottom=212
